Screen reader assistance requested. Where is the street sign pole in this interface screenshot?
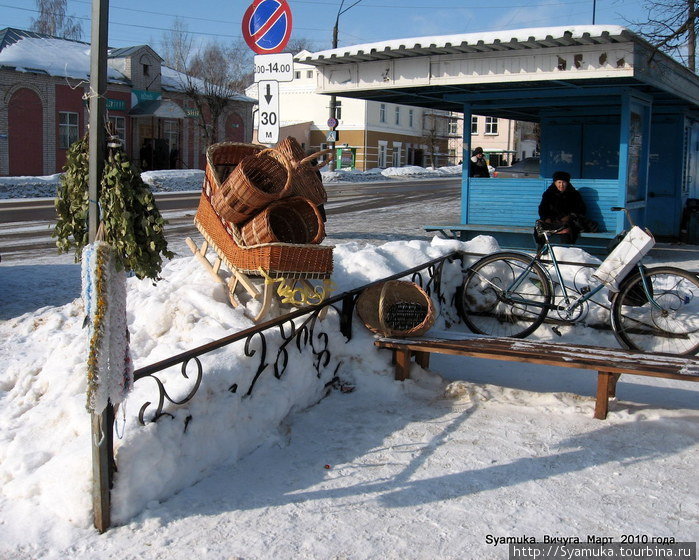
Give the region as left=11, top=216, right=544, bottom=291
left=88, top=0, right=114, bottom=535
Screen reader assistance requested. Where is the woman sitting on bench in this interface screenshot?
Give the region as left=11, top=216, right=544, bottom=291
left=537, top=171, right=587, bottom=244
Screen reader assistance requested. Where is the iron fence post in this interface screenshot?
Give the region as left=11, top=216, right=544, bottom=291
left=340, top=294, right=355, bottom=340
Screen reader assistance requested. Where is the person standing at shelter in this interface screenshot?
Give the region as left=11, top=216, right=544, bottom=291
left=538, top=171, right=587, bottom=243
left=469, top=147, right=490, bottom=178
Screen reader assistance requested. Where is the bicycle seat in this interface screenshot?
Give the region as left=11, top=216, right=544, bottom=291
left=534, top=220, right=569, bottom=235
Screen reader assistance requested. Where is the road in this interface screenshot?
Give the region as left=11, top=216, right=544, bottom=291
left=0, top=177, right=461, bottom=263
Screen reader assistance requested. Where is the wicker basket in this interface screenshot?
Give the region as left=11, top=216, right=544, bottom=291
left=240, top=196, right=325, bottom=246
left=212, top=148, right=293, bottom=224
left=194, top=190, right=333, bottom=279
left=356, top=280, right=435, bottom=337
left=275, top=137, right=333, bottom=205
left=206, top=142, right=265, bottom=184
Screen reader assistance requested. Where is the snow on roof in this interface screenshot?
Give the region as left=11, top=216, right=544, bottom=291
left=0, top=35, right=127, bottom=83
left=159, top=65, right=256, bottom=103
left=299, top=25, right=635, bottom=65
left=0, top=29, right=255, bottom=103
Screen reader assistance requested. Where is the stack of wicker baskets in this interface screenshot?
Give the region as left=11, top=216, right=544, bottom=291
left=194, top=139, right=334, bottom=279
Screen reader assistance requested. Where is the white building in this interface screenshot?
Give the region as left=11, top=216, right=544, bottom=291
left=247, top=51, right=527, bottom=170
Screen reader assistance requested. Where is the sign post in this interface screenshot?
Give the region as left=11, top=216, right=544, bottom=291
left=243, top=0, right=294, bottom=146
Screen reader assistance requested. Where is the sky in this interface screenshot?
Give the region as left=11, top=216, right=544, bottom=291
left=0, top=0, right=648, bottom=55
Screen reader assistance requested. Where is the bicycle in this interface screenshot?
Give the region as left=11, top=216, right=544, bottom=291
left=456, top=207, right=699, bottom=356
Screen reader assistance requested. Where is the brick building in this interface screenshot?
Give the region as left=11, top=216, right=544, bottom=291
left=0, top=28, right=256, bottom=177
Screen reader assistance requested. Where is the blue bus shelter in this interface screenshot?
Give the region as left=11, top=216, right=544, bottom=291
left=300, top=25, right=699, bottom=250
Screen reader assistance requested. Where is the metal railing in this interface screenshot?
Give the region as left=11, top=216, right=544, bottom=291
left=93, top=250, right=461, bottom=531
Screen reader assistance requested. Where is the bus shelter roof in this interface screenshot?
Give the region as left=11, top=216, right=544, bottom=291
left=298, top=26, right=699, bottom=121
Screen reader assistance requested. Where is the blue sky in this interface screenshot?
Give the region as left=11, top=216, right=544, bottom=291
left=1, top=0, right=647, bottom=53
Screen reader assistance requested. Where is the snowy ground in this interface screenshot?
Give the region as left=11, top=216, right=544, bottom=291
left=0, top=168, right=697, bottom=559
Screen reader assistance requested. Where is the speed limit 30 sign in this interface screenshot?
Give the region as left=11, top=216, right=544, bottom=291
left=258, top=80, right=279, bottom=144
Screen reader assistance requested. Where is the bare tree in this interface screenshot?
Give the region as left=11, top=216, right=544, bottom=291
left=159, top=18, right=192, bottom=73
left=630, top=0, right=698, bottom=71
left=30, top=0, right=82, bottom=40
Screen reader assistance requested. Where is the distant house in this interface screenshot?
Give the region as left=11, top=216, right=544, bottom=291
left=0, top=27, right=256, bottom=177
left=246, top=51, right=521, bottom=170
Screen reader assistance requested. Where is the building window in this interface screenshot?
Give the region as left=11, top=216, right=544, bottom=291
left=163, top=119, right=179, bottom=167
left=392, top=145, right=400, bottom=166
left=448, top=119, right=458, bottom=135
left=58, top=111, right=79, bottom=149
left=379, top=103, right=386, bottom=123
left=143, top=63, right=150, bottom=77
left=409, top=109, right=414, bottom=127
left=471, top=116, right=478, bottom=134
left=108, top=116, right=126, bottom=150
left=378, top=143, right=387, bottom=167
left=335, top=100, right=342, bottom=120
left=395, top=106, right=400, bottom=125
left=306, top=70, right=313, bottom=78
left=485, top=117, right=499, bottom=135
left=294, top=71, right=301, bottom=79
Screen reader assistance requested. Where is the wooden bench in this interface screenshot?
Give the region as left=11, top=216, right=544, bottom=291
left=374, top=335, right=699, bottom=419
left=423, top=224, right=616, bottom=255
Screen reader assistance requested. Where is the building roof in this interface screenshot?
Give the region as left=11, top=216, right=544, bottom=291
left=0, top=27, right=255, bottom=103
left=297, top=25, right=635, bottom=66
left=298, top=25, right=699, bottom=120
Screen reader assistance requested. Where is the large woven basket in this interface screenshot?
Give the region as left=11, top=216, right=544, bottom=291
left=195, top=190, right=333, bottom=279
left=240, top=196, right=325, bottom=246
left=356, top=280, right=435, bottom=337
left=275, top=137, right=332, bottom=205
left=205, top=142, right=265, bottom=185
left=212, top=148, right=293, bottom=224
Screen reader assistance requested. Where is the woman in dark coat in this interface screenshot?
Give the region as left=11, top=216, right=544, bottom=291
left=469, top=147, right=490, bottom=178
left=538, top=171, right=586, bottom=244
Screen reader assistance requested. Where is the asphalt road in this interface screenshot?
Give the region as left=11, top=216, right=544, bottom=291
left=0, top=177, right=461, bottom=262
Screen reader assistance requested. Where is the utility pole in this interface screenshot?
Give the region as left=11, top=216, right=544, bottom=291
left=592, top=0, right=596, bottom=24
left=329, top=0, right=362, bottom=170
left=88, top=0, right=114, bottom=534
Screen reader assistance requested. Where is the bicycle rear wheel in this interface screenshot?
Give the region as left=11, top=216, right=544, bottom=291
left=610, top=267, right=699, bottom=356
left=458, top=252, right=552, bottom=338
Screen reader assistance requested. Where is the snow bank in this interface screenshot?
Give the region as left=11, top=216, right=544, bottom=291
left=0, top=236, right=466, bottom=530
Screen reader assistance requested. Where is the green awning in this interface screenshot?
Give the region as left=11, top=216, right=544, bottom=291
left=129, top=99, right=185, bottom=119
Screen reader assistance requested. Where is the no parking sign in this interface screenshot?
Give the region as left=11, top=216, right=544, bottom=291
left=242, top=0, right=293, bottom=54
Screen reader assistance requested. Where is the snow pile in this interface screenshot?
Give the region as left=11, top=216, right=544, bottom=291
left=0, top=173, right=62, bottom=199
left=0, top=236, right=465, bottom=531
left=0, top=163, right=461, bottom=199
left=140, top=169, right=205, bottom=192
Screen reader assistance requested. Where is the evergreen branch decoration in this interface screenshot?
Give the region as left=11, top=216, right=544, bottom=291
left=53, top=134, right=174, bottom=280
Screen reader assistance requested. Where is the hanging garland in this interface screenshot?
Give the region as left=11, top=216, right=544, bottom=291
left=54, top=134, right=174, bottom=280
left=82, top=241, right=133, bottom=413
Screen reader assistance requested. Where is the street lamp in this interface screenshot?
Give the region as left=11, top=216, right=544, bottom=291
left=328, top=0, right=362, bottom=170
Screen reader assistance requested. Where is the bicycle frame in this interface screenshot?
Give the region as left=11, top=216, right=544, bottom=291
left=511, top=230, right=660, bottom=317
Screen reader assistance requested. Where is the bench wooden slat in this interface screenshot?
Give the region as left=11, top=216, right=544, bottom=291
left=375, top=336, right=699, bottom=419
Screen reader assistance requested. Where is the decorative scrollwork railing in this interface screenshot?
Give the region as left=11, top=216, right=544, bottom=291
left=131, top=251, right=461, bottom=425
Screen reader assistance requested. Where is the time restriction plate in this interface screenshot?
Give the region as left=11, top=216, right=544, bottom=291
left=254, top=53, right=294, bottom=82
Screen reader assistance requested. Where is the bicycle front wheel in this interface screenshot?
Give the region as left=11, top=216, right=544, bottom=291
left=458, top=252, right=552, bottom=338
left=611, top=267, right=699, bottom=356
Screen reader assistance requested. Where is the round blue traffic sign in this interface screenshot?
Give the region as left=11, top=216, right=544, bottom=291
left=242, top=0, right=293, bottom=55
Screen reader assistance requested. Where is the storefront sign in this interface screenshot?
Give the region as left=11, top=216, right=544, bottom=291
left=131, top=89, right=162, bottom=108
left=106, top=99, right=126, bottom=111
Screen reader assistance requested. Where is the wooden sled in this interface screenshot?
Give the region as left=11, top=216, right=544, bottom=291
left=188, top=142, right=335, bottom=323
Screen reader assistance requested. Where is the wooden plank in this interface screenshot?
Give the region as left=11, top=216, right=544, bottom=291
left=375, top=337, right=699, bottom=381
